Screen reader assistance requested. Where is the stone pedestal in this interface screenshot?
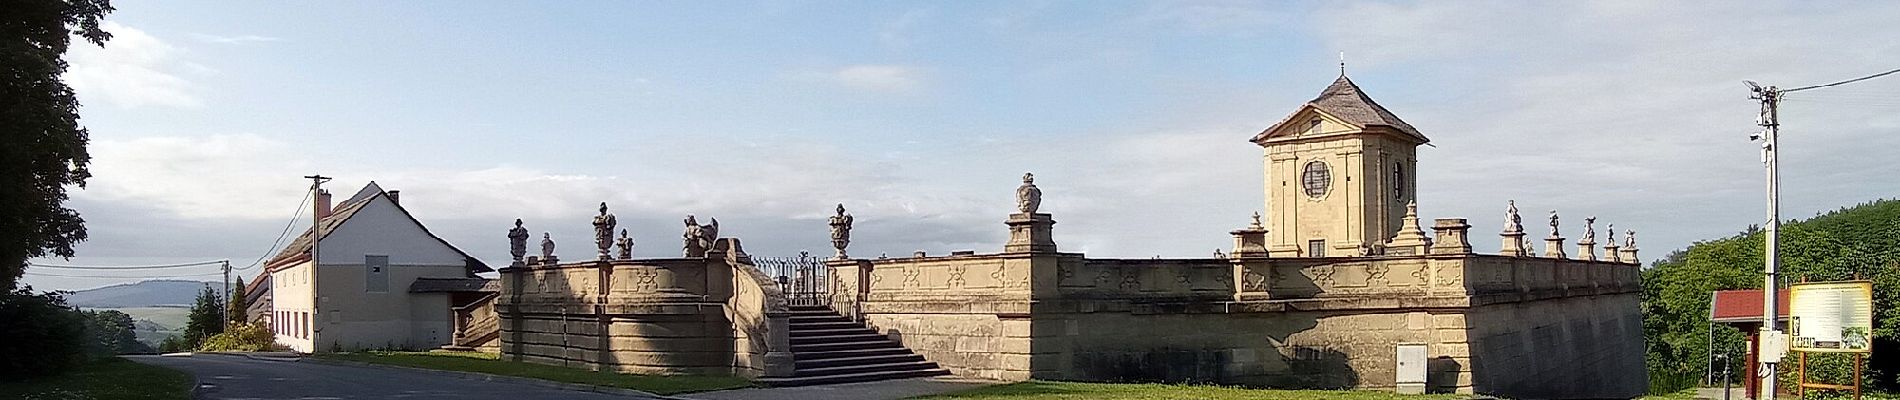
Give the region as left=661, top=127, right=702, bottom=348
left=1500, top=231, right=1527, bottom=257
left=1576, top=239, right=1597, bottom=261
left=1620, top=247, right=1639, bottom=265
left=1005, top=213, right=1057, bottom=253
left=1385, top=203, right=1431, bottom=256
left=1431, top=219, right=1473, bottom=254
left=1544, top=237, right=1567, bottom=259
left=1602, top=243, right=1622, bottom=263
left=1230, top=227, right=1268, bottom=258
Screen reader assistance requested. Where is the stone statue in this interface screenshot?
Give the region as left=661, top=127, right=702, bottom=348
left=1547, top=210, right=1560, bottom=238
left=1504, top=200, right=1523, bottom=233
left=1582, top=217, right=1597, bottom=242
left=1625, top=230, right=1637, bottom=248
left=1016, top=172, right=1042, bottom=214
left=593, top=202, right=616, bottom=260
left=507, top=219, right=529, bottom=263
left=683, top=215, right=704, bottom=257
left=683, top=215, right=721, bottom=257
left=828, top=204, right=853, bottom=259
left=1607, top=224, right=1617, bottom=244
left=1249, top=211, right=1264, bottom=230
left=615, top=229, right=634, bottom=260
left=540, top=232, right=555, bottom=260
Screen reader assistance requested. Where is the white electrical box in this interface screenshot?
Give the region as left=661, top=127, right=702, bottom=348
left=1760, top=331, right=1788, bottom=362
left=1395, top=343, right=1427, bottom=394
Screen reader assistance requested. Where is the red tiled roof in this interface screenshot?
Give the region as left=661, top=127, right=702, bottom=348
left=1710, top=289, right=1790, bottom=323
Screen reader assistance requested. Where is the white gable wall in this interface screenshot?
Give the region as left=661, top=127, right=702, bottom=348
left=309, top=194, right=471, bottom=351
left=318, top=195, right=465, bottom=266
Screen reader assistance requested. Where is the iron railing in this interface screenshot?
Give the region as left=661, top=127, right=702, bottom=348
left=752, top=251, right=830, bottom=307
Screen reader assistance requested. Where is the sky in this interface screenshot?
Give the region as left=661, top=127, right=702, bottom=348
left=23, top=1, right=1900, bottom=292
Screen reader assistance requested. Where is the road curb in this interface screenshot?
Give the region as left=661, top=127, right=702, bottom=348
left=303, top=357, right=685, bottom=400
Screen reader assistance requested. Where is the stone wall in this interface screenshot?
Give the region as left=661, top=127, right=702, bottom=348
left=497, top=239, right=792, bottom=378
left=836, top=250, right=1643, bottom=399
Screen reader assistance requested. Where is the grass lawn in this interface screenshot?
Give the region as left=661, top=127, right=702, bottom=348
left=0, top=357, right=193, bottom=400
left=316, top=351, right=753, bottom=395
left=912, top=381, right=1471, bottom=400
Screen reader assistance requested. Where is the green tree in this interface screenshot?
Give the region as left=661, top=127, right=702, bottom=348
left=82, top=309, right=149, bottom=356
left=1644, top=199, right=1900, bottom=391
left=0, top=286, right=87, bottom=377
left=0, top=0, right=116, bottom=290
left=228, top=276, right=247, bottom=326
left=183, top=285, right=223, bottom=348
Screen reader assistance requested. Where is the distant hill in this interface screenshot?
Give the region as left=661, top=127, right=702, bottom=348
left=65, top=279, right=212, bottom=308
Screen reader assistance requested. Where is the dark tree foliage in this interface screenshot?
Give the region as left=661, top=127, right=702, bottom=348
left=1644, top=199, right=1900, bottom=391
left=0, top=0, right=115, bottom=290
left=183, top=285, right=224, bottom=348
left=83, top=308, right=150, bottom=355
left=228, top=276, right=247, bottom=325
left=0, top=286, right=87, bottom=378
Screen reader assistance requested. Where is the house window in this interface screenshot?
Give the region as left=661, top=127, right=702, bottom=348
left=1393, top=164, right=1405, bottom=200
left=1306, top=118, right=1322, bottom=135
left=1301, top=161, right=1331, bottom=198
left=366, top=255, right=389, bottom=293
left=1308, top=240, right=1326, bottom=257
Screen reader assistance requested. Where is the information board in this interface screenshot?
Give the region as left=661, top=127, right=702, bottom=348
left=1788, top=281, right=1875, bottom=353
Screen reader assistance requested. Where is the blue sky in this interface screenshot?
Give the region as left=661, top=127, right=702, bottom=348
left=25, top=1, right=1900, bottom=291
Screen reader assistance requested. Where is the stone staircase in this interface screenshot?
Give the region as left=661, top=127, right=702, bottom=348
left=757, top=305, right=949, bottom=386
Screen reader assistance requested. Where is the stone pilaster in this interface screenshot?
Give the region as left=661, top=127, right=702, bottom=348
left=1385, top=202, right=1431, bottom=256
left=1431, top=219, right=1473, bottom=254
left=1005, top=213, right=1057, bottom=253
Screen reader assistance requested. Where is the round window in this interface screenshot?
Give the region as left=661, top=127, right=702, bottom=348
left=1301, top=161, right=1331, bottom=198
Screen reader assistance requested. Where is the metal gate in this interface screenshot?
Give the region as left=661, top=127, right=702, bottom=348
left=752, top=251, right=830, bottom=307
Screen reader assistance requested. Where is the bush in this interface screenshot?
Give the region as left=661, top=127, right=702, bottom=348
left=198, top=321, right=284, bottom=352
left=0, top=286, right=89, bottom=378
left=158, top=335, right=189, bottom=353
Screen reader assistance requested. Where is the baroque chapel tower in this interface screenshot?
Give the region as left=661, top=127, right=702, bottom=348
left=1251, top=74, right=1428, bottom=257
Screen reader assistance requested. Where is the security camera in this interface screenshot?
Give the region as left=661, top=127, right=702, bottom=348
left=1749, top=132, right=1762, bottom=141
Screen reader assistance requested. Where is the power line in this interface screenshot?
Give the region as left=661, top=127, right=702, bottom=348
left=236, top=189, right=314, bottom=272
left=28, top=259, right=227, bottom=270
left=24, top=270, right=228, bottom=279
left=1784, top=67, right=1900, bottom=93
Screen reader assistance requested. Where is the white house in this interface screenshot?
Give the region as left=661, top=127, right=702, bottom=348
left=265, top=182, right=492, bottom=353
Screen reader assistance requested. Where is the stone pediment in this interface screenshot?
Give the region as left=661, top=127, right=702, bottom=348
left=1251, top=75, right=1429, bottom=146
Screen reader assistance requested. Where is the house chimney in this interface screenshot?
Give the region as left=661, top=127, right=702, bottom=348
left=315, top=189, right=333, bottom=219
left=386, top=190, right=400, bottom=205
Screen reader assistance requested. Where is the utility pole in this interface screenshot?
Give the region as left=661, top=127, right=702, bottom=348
left=221, top=259, right=231, bottom=328
left=304, top=174, right=330, bottom=342
left=1746, top=81, right=1780, bottom=400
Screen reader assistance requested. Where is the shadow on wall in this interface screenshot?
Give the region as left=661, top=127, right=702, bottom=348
left=1048, top=267, right=1360, bottom=389
left=1428, top=355, right=1462, bottom=394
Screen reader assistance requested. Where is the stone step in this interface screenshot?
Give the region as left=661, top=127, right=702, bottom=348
left=791, top=347, right=915, bottom=361
left=789, top=327, right=877, bottom=337
left=794, top=353, right=925, bottom=370
left=794, top=360, right=940, bottom=377
left=789, top=316, right=852, bottom=325
left=790, top=333, right=890, bottom=346
left=788, top=321, right=862, bottom=331
left=757, top=368, right=950, bottom=387
left=791, top=340, right=903, bottom=353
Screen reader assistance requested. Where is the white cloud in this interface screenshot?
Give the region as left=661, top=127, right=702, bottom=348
left=189, top=33, right=281, bottom=44
left=831, top=65, right=925, bottom=93
left=64, top=22, right=202, bottom=109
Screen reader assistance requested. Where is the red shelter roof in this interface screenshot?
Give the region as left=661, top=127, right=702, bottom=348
left=1709, top=289, right=1790, bottom=323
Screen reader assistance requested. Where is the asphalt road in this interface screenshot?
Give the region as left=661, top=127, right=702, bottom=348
left=129, top=354, right=652, bottom=399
